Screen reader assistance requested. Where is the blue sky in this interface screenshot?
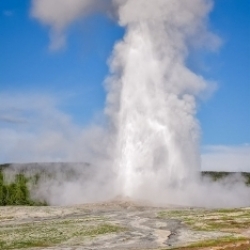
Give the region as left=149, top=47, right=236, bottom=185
left=0, top=2, right=123, bottom=125
left=197, top=0, right=250, bottom=145
left=0, top=0, right=249, bottom=170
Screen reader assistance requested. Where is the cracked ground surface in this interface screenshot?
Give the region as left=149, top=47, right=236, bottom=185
left=0, top=201, right=249, bottom=250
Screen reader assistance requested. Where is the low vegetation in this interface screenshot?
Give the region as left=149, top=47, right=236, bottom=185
left=158, top=208, right=250, bottom=249
left=158, top=208, right=250, bottom=233
left=0, top=203, right=249, bottom=250
left=171, top=237, right=249, bottom=249
left=0, top=168, right=45, bottom=206
left=171, top=237, right=250, bottom=250
left=202, top=171, right=250, bottom=186
left=0, top=217, right=126, bottom=249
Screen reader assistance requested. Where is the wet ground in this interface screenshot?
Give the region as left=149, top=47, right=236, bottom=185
left=0, top=201, right=249, bottom=250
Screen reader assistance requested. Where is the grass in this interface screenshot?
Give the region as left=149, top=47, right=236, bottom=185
left=164, top=213, right=250, bottom=250
left=73, top=223, right=126, bottom=237
left=157, top=209, right=194, bottom=219
left=0, top=218, right=126, bottom=249
left=167, top=236, right=250, bottom=250
left=1, top=239, right=60, bottom=249
left=186, top=236, right=248, bottom=248
left=157, top=208, right=250, bottom=233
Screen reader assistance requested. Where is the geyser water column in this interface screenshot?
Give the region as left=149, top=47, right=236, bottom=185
left=32, top=0, right=221, bottom=203
left=106, top=0, right=217, bottom=198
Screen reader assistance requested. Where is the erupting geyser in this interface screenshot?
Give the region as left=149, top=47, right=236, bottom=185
left=31, top=0, right=250, bottom=207
left=105, top=0, right=216, bottom=198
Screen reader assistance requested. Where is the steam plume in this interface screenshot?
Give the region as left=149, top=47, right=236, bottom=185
left=107, top=0, right=217, bottom=198
left=28, top=0, right=250, bottom=207
left=31, top=0, right=110, bottom=49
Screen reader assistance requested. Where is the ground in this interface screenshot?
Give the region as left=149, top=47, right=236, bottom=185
left=0, top=201, right=249, bottom=250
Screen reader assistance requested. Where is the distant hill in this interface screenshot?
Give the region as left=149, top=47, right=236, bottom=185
left=202, top=171, right=250, bottom=185
left=0, top=163, right=249, bottom=206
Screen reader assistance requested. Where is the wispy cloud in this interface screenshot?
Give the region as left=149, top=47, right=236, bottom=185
left=3, top=10, right=14, bottom=17
left=0, top=115, right=27, bottom=124
left=0, top=92, right=110, bottom=164
left=201, top=144, right=250, bottom=172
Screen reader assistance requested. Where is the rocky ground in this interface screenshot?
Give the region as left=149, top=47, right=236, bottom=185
left=0, top=201, right=249, bottom=250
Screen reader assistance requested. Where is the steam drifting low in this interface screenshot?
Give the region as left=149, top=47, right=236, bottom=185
left=16, top=0, right=250, bottom=207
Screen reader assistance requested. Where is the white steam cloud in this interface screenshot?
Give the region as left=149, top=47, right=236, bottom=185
left=3, top=0, right=248, bottom=207
left=31, top=0, right=113, bottom=50
left=0, top=92, right=111, bottom=165
left=106, top=0, right=218, bottom=198
left=202, top=145, right=250, bottom=172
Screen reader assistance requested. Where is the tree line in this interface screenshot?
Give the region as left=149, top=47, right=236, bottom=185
left=0, top=170, right=46, bottom=206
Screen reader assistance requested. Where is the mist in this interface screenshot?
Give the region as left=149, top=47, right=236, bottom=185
left=2, top=0, right=249, bottom=208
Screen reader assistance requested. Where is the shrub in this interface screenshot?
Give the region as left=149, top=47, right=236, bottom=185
left=0, top=170, right=46, bottom=206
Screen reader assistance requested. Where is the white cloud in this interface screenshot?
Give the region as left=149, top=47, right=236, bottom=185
left=30, top=0, right=109, bottom=50
left=31, top=0, right=91, bottom=50
left=0, top=92, right=110, bottom=164
left=201, top=144, right=250, bottom=172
